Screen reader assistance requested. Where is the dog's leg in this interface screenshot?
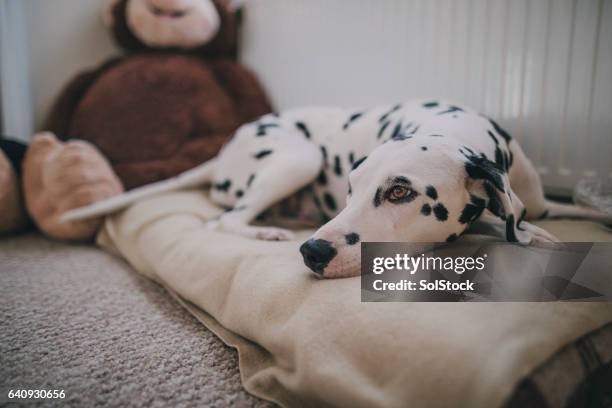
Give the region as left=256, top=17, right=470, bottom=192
left=476, top=213, right=560, bottom=243
left=508, top=142, right=612, bottom=223
left=507, top=142, right=550, bottom=218
left=209, top=137, right=323, bottom=241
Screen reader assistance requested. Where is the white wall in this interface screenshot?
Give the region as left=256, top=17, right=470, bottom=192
left=241, top=0, right=612, bottom=192
left=25, top=0, right=119, bottom=130
left=0, top=1, right=33, bottom=141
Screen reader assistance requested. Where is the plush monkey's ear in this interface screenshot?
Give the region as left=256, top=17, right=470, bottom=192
left=102, top=0, right=122, bottom=27
left=462, top=150, right=530, bottom=243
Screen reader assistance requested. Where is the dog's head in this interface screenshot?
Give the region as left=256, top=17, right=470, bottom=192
left=300, top=137, right=529, bottom=278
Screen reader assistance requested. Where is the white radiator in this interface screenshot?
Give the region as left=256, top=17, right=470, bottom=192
left=241, top=0, right=612, bottom=193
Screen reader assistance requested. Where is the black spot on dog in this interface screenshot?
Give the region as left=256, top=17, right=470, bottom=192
left=379, top=104, right=402, bottom=123
left=343, top=112, right=364, bottom=130
left=255, top=122, right=279, bottom=136
left=345, top=232, right=360, bottom=245
left=470, top=194, right=486, bottom=208
left=458, top=194, right=487, bottom=224
left=317, top=169, right=328, bottom=185
left=320, top=146, right=329, bottom=166
left=446, top=233, right=458, bottom=242
left=391, top=121, right=403, bottom=139
left=459, top=203, right=484, bottom=224
left=494, top=146, right=506, bottom=171
left=323, top=192, right=337, bottom=211
left=504, top=150, right=511, bottom=171
left=295, top=121, right=311, bottom=139
left=214, top=179, right=232, bottom=192
left=421, top=146, right=428, bottom=151
left=425, top=185, right=438, bottom=200
left=392, top=124, right=411, bottom=141
left=333, top=155, right=343, bottom=176
left=463, top=152, right=505, bottom=192
left=378, top=120, right=391, bottom=139
left=437, top=105, right=464, bottom=115
left=429, top=134, right=444, bottom=137
left=393, top=176, right=411, bottom=185
left=247, top=174, right=256, bottom=188
left=421, top=204, right=432, bottom=216
left=253, top=150, right=273, bottom=159
left=235, top=190, right=244, bottom=198
left=348, top=152, right=355, bottom=165
left=390, top=121, right=419, bottom=141
left=433, top=203, right=448, bottom=221
left=517, top=208, right=527, bottom=231
left=463, top=146, right=475, bottom=155
left=488, top=130, right=499, bottom=145
left=505, top=214, right=518, bottom=242
left=373, top=187, right=383, bottom=207
left=348, top=182, right=352, bottom=196
left=423, top=101, right=439, bottom=108
left=489, top=118, right=512, bottom=142
left=351, top=156, right=367, bottom=171
left=484, top=181, right=506, bottom=219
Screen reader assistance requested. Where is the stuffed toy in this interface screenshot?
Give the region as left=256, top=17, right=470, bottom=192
left=22, top=0, right=272, bottom=240
left=0, top=138, right=29, bottom=235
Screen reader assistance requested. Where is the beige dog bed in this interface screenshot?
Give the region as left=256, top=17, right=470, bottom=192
left=97, top=190, right=612, bottom=407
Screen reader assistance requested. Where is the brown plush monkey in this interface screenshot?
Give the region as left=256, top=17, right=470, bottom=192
left=23, top=0, right=272, bottom=240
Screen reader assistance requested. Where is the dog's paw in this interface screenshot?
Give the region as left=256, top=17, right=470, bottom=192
left=521, top=221, right=560, bottom=243
left=205, top=220, right=220, bottom=231
left=255, top=227, right=295, bottom=241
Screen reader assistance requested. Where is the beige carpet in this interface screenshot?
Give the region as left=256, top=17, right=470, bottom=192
left=0, top=233, right=273, bottom=407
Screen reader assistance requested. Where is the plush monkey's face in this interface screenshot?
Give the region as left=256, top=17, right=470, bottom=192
left=122, top=0, right=221, bottom=49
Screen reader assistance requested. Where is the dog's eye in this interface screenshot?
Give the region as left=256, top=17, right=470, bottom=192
left=389, top=186, right=410, bottom=201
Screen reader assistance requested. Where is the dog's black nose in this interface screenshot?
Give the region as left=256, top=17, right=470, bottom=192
left=299, top=239, right=337, bottom=275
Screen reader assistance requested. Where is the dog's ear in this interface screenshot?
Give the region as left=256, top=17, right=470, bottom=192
left=462, top=150, right=530, bottom=243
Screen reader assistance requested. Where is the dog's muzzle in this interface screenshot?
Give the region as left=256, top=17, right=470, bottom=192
left=299, top=239, right=337, bottom=275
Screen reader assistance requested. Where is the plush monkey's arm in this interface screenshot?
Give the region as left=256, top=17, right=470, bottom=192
left=209, top=59, right=274, bottom=122
left=44, top=57, right=123, bottom=138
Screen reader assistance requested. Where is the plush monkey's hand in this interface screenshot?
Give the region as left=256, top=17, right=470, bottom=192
left=23, top=132, right=124, bottom=241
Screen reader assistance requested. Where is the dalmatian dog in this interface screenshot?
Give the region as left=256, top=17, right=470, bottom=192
left=62, top=100, right=611, bottom=278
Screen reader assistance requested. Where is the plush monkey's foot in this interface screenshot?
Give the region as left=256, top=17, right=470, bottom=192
left=23, top=132, right=124, bottom=241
